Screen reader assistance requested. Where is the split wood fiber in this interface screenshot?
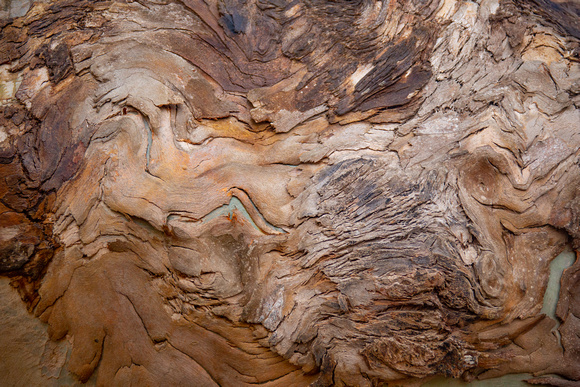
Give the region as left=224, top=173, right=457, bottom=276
left=1, top=0, right=580, bottom=385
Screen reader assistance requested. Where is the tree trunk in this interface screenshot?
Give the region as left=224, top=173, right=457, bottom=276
left=1, top=0, right=580, bottom=385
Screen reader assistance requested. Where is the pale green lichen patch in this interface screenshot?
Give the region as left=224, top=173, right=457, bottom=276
left=203, top=197, right=257, bottom=228
left=202, top=196, right=285, bottom=234
left=542, top=249, right=575, bottom=319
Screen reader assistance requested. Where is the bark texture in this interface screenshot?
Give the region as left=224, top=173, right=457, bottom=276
left=1, top=0, right=580, bottom=385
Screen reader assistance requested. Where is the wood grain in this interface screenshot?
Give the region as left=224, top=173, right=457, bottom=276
left=1, top=0, right=579, bottom=385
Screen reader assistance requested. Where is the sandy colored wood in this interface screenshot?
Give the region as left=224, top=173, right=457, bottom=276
left=1, top=0, right=580, bottom=385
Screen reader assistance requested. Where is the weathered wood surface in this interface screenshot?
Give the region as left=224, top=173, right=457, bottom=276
left=1, top=0, right=580, bottom=385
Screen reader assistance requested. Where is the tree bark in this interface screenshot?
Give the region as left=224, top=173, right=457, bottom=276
left=1, top=0, right=580, bottom=385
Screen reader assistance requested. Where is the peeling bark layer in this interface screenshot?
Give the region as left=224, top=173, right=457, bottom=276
left=1, top=0, right=580, bottom=385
